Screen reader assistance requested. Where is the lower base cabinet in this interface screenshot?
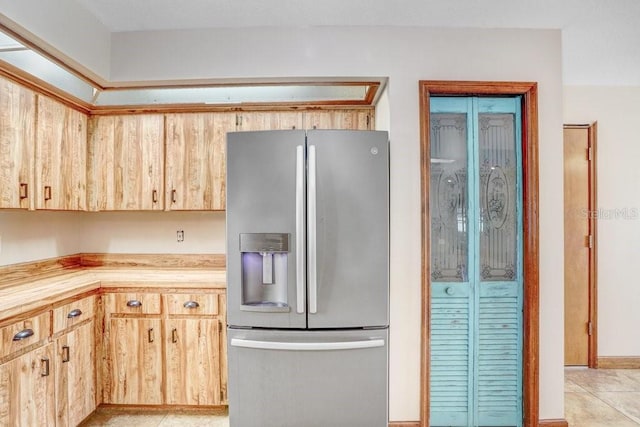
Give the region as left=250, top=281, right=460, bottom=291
left=0, top=343, right=55, bottom=426
left=55, top=321, right=96, bottom=426
left=105, top=318, right=163, bottom=404
left=165, top=318, right=222, bottom=405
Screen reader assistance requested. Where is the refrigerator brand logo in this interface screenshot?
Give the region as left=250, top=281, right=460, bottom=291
left=371, top=147, right=379, bottom=155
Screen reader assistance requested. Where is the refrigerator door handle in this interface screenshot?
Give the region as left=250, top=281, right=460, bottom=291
left=296, top=145, right=305, bottom=314
left=308, top=144, right=318, bottom=314
left=230, top=338, right=384, bottom=351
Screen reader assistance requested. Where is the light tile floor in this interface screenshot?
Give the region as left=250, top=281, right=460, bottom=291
left=565, top=367, right=640, bottom=426
left=80, top=368, right=640, bottom=426
left=80, top=407, right=229, bottom=427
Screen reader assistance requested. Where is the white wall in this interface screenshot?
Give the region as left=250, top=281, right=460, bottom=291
left=0, top=211, right=81, bottom=265
left=107, top=26, right=565, bottom=421
left=0, top=0, right=111, bottom=82
left=564, top=86, right=640, bottom=357
left=79, top=212, right=226, bottom=254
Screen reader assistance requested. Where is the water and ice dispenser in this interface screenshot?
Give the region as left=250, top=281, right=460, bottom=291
left=239, top=233, right=290, bottom=312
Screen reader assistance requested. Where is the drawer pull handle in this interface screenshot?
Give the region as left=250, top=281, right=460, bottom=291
left=152, top=190, right=158, bottom=203
left=172, top=328, right=178, bottom=343
left=171, top=189, right=177, bottom=204
left=127, top=300, right=142, bottom=308
left=13, top=329, right=34, bottom=341
left=41, top=358, right=50, bottom=377
left=44, top=185, right=52, bottom=201
left=67, top=309, right=83, bottom=318
left=148, top=328, right=154, bottom=343
left=183, top=301, right=200, bottom=309
left=62, top=345, right=70, bottom=363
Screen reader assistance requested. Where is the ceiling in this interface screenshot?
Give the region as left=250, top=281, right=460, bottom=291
left=69, top=0, right=640, bottom=85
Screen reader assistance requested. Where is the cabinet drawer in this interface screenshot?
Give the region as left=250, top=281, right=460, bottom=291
left=105, top=293, right=161, bottom=314
left=0, top=312, right=51, bottom=359
left=165, top=293, right=219, bottom=315
left=53, top=295, right=95, bottom=334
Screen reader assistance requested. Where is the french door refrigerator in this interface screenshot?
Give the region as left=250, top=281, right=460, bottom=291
left=226, top=129, right=389, bottom=427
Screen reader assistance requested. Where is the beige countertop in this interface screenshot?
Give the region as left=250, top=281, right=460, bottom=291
left=0, top=268, right=226, bottom=320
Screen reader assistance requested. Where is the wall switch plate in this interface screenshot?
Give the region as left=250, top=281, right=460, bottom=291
left=177, top=230, right=184, bottom=242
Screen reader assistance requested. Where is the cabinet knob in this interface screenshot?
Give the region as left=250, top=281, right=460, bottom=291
left=126, top=300, right=142, bottom=308
left=13, top=328, right=34, bottom=341
left=183, top=300, right=200, bottom=309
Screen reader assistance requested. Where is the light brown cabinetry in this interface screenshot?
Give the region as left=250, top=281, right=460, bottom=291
left=305, top=109, right=373, bottom=130
left=102, top=290, right=227, bottom=406
left=55, top=321, right=96, bottom=426
left=165, top=113, right=235, bottom=210
left=0, top=343, right=55, bottom=426
left=53, top=295, right=96, bottom=426
left=237, top=111, right=304, bottom=131
left=88, top=114, right=165, bottom=211
left=106, top=317, right=163, bottom=404
left=165, top=292, right=225, bottom=405
left=0, top=76, right=36, bottom=210
left=36, top=96, right=87, bottom=210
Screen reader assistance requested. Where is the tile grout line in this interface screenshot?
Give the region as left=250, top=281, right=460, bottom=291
left=571, top=378, right=640, bottom=426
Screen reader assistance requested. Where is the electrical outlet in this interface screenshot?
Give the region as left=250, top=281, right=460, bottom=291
left=177, top=230, right=184, bottom=242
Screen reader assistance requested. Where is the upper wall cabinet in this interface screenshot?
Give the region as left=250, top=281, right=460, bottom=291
left=305, top=109, right=374, bottom=130
left=165, top=113, right=235, bottom=211
left=36, top=96, right=87, bottom=210
left=0, top=76, right=36, bottom=210
left=237, top=111, right=304, bottom=131
left=87, top=115, right=165, bottom=211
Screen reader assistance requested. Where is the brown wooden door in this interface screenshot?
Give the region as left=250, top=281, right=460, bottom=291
left=0, top=343, right=55, bottom=426
left=106, top=318, right=163, bottom=404
left=564, top=124, right=596, bottom=366
left=165, top=112, right=235, bottom=210
left=0, top=76, right=36, bottom=210
left=88, top=114, right=165, bottom=211
left=304, top=109, right=373, bottom=130
left=36, top=96, right=87, bottom=210
left=165, top=318, right=221, bottom=405
left=56, top=321, right=96, bottom=427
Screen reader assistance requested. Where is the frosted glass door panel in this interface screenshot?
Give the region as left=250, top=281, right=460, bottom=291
left=430, top=113, right=468, bottom=282
left=478, top=113, right=518, bottom=281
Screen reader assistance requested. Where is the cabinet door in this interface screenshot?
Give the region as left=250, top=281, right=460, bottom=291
left=165, top=113, right=235, bottom=210
left=36, top=96, right=87, bottom=210
left=304, top=109, right=373, bottom=130
left=237, top=111, right=303, bottom=131
left=0, top=76, right=36, bottom=209
left=88, top=114, right=164, bottom=210
left=106, top=318, right=162, bottom=404
left=165, top=318, right=221, bottom=405
left=56, top=321, right=95, bottom=427
left=0, top=343, right=55, bottom=426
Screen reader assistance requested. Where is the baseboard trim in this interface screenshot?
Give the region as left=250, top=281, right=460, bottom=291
left=597, top=356, right=640, bottom=369
left=539, top=419, right=569, bottom=427
left=389, top=423, right=420, bottom=427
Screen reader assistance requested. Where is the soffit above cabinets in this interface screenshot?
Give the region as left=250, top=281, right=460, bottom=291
left=0, top=29, right=384, bottom=111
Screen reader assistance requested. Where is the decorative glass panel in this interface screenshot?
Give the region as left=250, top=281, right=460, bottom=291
left=430, top=113, right=468, bottom=282
left=478, top=113, right=517, bottom=281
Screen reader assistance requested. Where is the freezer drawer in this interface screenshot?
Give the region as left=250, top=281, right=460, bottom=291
left=228, top=328, right=388, bottom=427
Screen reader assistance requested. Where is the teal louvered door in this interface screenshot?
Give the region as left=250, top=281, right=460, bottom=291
left=430, top=97, right=523, bottom=427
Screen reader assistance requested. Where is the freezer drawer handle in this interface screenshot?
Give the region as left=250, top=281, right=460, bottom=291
left=230, top=338, right=384, bottom=351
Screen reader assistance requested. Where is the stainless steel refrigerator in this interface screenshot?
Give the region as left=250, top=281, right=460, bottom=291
left=226, top=129, right=389, bottom=427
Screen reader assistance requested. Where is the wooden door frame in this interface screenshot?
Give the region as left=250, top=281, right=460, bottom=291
left=563, top=122, right=598, bottom=368
left=419, top=81, right=539, bottom=427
